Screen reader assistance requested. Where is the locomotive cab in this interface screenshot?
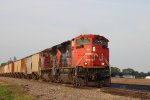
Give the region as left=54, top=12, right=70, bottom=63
left=73, top=35, right=109, bottom=68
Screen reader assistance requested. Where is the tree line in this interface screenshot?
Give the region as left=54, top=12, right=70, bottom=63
left=111, top=67, right=150, bottom=79
left=0, top=57, right=17, bottom=67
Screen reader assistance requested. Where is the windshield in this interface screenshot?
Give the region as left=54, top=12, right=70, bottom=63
left=93, top=39, right=106, bottom=46
left=76, top=39, right=90, bottom=45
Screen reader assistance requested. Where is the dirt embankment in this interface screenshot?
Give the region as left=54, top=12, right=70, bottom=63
left=0, top=77, right=149, bottom=100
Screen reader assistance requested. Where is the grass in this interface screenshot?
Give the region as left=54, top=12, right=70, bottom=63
left=0, top=84, right=34, bottom=100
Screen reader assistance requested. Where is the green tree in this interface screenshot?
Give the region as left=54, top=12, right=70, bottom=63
left=7, top=58, right=13, bottom=64
left=122, top=68, right=134, bottom=75
left=0, top=63, right=7, bottom=67
left=147, top=72, right=150, bottom=76
left=140, top=72, right=146, bottom=78
left=133, top=71, right=140, bottom=78
left=111, top=67, right=121, bottom=77
left=13, top=56, right=17, bottom=61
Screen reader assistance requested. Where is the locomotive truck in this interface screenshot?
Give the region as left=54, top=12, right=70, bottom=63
left=0, top=34, right=111, bottom=87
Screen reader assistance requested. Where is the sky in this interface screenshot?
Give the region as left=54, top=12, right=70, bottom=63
left=0, top=0, right=150, bottom=72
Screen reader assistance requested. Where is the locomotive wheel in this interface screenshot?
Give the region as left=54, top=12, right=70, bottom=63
left=32, top=74, right=37, bottom=80
left=96, top=82, right=102, bottom=88
left=22, top=74, right=26, bottom=79
left=28, top=75, right=32, bottom=79
left=19, top=74, right=22, bottom=78
left=26, top=75, right=29, bottom=79
left=17, top=74, right=20, bottom=78
left=20, top=74, right=23, bottom=78
left=36, top=75, right=40, bottom=80
left=74, top=82, right=82, bottom=87
left=104, top=78, right=111, bottom=87
left=48, top=73, right=53, bottom=82
left=56, top=76, right=62, bottom=83
left=73, top=77, right=83, bottom=87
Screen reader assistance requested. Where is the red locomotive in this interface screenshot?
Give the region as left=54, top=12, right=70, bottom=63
left=0, top=34, right=110, bottom=87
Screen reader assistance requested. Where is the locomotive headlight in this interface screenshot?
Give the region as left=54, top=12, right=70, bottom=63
left=85, top=62, right=88, bottom=65
left=101, top=62, right=105, bottom=65
left=92, top=46, right=96, bottom=52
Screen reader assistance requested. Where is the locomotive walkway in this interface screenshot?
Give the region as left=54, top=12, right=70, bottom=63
left=0, top=77, right=150, bottom=100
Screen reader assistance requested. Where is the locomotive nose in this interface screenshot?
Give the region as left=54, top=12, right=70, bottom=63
left=85, top=45, right=108, bottom=67
left=84, top=53, right=106, bottom=67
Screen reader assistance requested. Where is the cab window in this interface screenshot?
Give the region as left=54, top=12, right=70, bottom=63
left=76, top=39, right=90, bottom=45
left=93, top=39, right=107, bottom=46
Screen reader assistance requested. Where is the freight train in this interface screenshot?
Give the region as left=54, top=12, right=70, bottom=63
left=0, top=34, right=111, bottom=87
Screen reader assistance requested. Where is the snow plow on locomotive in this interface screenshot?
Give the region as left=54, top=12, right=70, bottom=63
left=0, top=34, right=111, bottom=87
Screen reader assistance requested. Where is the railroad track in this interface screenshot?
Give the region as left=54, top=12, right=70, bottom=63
left=50, top=80, right=150, bottom=92
left=61, top=82, right=150, bottom=99
left=111, top=78, right=150, bottom=91
left=111, top=83, right=150, bottom=91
